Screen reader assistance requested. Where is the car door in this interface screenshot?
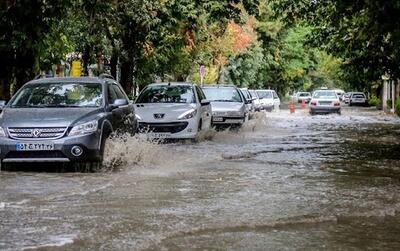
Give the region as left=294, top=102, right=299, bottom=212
left=195, top=85, right=211, bottom=129
left=111, top=83, right=136, bottom=132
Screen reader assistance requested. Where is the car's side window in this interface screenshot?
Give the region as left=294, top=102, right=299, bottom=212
left=112, top=84, right=127, bottom=100
left=195, top=86, right=205, bottom=102
left=108, top=84, right=118, bottom=104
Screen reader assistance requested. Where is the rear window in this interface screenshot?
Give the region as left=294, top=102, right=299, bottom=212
left=298, top=93, right=311, bottom=97
left=256, top=91, right=273, bottom=99
left=352, top=94, right=365, bottom=98
left=313, top=91, right=337, bottom=99
left=136, top=85, right=195, bottom=104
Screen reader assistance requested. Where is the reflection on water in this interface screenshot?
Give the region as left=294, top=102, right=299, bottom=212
left=1, top=107, right=400, bottom=250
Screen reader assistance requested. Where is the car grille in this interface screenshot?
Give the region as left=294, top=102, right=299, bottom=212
left=318, top=101, right=332, bottom=105
left=5, top=151, right=66, bottom=159
left=138, top=122, right=188, bottom=133
left=7, top=127, right=67, bottom=139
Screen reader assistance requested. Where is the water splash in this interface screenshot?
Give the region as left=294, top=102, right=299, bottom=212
left=102, top=135, right=167, bottom=170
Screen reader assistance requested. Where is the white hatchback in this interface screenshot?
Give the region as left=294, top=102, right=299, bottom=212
left=256, top=89, right=280, bottom=111
left=135, top=83, right=212, bottom=139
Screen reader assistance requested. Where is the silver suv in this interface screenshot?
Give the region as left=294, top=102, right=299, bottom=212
left=0, top=76, right=137, bottom=169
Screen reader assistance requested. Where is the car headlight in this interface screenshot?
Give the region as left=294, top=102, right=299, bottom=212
left=0, top=127, right=6, bottom=137
left=178, top=109, right=197, bottom=120
left=69, top=120, right=98, bottom=136
left=135, top=114, right=142, bottom=121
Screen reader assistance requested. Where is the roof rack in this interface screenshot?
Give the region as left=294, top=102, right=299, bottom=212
left=33, top=74, right=54, bottom=80
left=99, top=73, right=115, bottom=80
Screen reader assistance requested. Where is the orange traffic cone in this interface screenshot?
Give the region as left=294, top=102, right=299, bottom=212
left=290, top=101, right=295, bottom=114
left=301, top=99, right=306, bottom=111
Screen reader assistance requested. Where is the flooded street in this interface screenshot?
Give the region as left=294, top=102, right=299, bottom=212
left=1, top=106, right=400, bottom=250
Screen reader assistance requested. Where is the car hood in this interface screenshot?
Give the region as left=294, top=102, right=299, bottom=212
left=210, top=102, right=244, bottom=112
left=0, top=108, right=103, bottom=128
left=135, top=103, right=197, bottom=122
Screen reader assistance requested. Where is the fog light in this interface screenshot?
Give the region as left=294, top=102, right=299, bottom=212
left=187, top=128, right=193, bottom=133
left=71, top=146, right=83, bottom=157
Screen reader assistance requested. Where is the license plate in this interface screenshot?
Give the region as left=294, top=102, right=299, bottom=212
left=225, top=119, right=243, bottom=123
left=16, top=142, right=54, bottom=151
left=147, top=133, right=171, bottom=139
left=213, top=117, right=224, bottom=122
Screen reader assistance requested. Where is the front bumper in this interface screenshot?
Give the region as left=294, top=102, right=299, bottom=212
left=138, top=119, right=198, bottom=139
left=0, top=132, right=102, bottom=163
left=212, top=116, right=245, bottom=125
left=310, top=106, right=341, bottom=114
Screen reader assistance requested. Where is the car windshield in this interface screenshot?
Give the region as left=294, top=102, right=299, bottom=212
left=313, top=91, right=337, bottom=99
left=249, top=90, right=258, bottom=98
left=202, top=87, right=243, bottom=102
left=256, top=91, right=273, bottom=99
left=136, top=85, right=195, bottom=103
left=10, top=82, right=103, bottom=108
left=298, top=92, right=311, bottom=97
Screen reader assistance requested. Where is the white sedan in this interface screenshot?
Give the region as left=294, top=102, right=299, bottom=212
left=135, top=82, right=212, bottom=139
left=309, top=90, right=341, bottom=115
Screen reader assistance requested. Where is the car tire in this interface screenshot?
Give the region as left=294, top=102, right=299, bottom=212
left=349, top=102, right=352, bottom=106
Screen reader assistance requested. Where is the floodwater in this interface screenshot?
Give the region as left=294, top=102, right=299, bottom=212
left=1, top=106, right=400, bottom=250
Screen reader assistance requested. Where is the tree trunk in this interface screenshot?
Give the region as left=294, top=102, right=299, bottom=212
left=82, top=45, right=91, bottom=76
left=110, top=51, right=118, bottom=80
left=120, top=61, right=133, bottom=96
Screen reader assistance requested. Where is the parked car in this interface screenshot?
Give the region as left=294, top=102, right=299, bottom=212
left=294, top=92, right=312, bottom=103
left=309, top=90, right=341, bottom=115
left=248, top=90, right=262, bottom=111
left=349, top=92, right=367, bottom=106
left=256, top=89, right=281, bottom=111
left=343, top=92, right=352, bottom=104
left=0, top=76, right=137, bottom=169
left=135, top=82, right=211, bottom=139
left=334, top=89, right=345, bottom=101
left=202, top=85, right=248, bottom=128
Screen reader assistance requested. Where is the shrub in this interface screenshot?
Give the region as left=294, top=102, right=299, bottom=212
left=396, top=99, right=400, bottom=116
left=368, top=95, right=381, bottom=108
left=387, top=99, right=393, bottom=109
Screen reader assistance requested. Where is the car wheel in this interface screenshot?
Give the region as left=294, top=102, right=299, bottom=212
left=349, top=102, right=352, bottom=106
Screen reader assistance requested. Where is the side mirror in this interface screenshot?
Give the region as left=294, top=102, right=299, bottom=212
left=245, top=99, right=252, bottom=104
left=201, top=99, right=210, bottom=106
left=110, top=99, right=128, bottom=110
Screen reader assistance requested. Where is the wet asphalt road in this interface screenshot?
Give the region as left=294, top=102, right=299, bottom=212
left=1, top=106, right=400, bottom=250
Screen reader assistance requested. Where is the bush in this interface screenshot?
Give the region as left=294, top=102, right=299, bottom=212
left=387, top=99, right=393, bottom=109
left=396, top=99, right=400, bottom=116
left=368, top=95, right=381, bottom=108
